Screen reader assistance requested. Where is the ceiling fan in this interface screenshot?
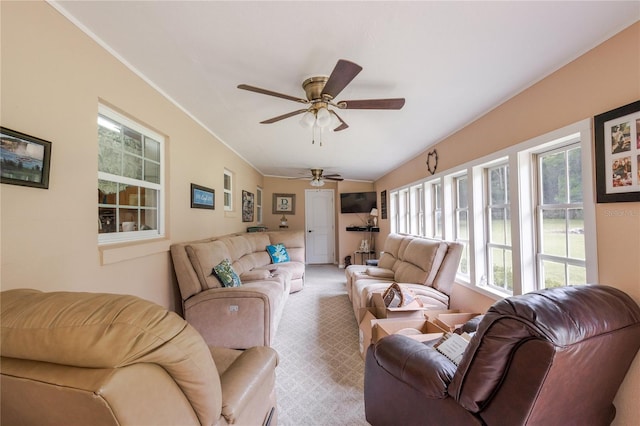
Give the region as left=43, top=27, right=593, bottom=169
left=237, top=59, right=405, bottom=133
left=297, top=168, right=344, bottom=187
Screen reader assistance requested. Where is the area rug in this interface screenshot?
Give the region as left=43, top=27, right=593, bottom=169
left=272, top=264, right=368, bottom=426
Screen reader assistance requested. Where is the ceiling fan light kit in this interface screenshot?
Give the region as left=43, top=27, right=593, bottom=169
left=238, top=59, right=405, bottom=142
left=297, top=168, right=344, bottom=187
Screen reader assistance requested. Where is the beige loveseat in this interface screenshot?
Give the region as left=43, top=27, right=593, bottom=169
left=1, top=289, right=279, bottom=426
left=346, top=233, right=462, bottom=319
left=171, top=230, right=305, bottom=349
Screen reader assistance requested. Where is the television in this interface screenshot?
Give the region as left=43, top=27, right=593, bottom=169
left=340, top=191, right=377, bottom=214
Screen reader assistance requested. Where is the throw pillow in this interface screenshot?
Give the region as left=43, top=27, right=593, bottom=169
left=212, top=259, right=242, bottom=287
left=266, top=243, right=290, bottom=264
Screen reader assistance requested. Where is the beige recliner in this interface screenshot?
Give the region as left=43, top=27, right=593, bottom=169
left=0, top=289, right=279, bottom=426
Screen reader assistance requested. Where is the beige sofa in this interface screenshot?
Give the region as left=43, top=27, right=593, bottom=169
left=171, top=230, right=305, bottom=349
left=0, top=289, right=279, bottom=426
left=346, top=233, right=462, bottom=319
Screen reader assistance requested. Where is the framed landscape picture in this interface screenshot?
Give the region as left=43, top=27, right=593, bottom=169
left=0, top=127, right=52, bottom=189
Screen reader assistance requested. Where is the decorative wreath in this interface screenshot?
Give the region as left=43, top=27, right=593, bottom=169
left=426, top=149, right=438, bottom=175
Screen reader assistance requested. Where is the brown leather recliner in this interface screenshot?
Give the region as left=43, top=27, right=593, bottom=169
left=0, top=289, right=279, bottom=426
left=364, top=285, right=640, bottom=426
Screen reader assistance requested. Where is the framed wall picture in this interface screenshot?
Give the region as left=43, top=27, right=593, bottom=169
left=0, top=127, right=52, bottom=189
left=191, top=183, right=215, bottom=209
left=273, top=193, right=295, bottom=214
left=380, top=190, right=388, bottom=219
left=242, top=190, right=254, bottom=222
left=594, top=100, right=640, bottom=203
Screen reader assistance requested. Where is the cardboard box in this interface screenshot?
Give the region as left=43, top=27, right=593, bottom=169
left=358, top=308, right=380, bottom=359
left=371, top=292, right=462, bottom=320
left=372, top=318, right=446, bottom=344
left=432, top=312, right=482, bottom=332
left=371, top=292, right=427, bottom=319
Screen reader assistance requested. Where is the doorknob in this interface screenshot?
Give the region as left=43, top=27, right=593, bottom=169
left=308, top=230, right=313, bottom=232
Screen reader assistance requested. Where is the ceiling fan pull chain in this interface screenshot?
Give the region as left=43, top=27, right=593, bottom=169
left=319, top=127, right=323, bottom=147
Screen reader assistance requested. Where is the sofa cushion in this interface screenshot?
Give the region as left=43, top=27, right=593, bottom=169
left=395, top=239, right=448, bottom=286
left=266, top=244, right=290, bottom=264
left=365, top=267, right=395, bottom=279
left=213, top=259, right=242, bottom=288
left=239, top=269, right=271, bottom=282
left=268, top=231, right=305, bottom=263
left=186, top=240, right=231, bottom=290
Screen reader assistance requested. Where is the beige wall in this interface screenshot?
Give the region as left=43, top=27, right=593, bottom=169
left=374, top=22, right=640, bottom=425
left=0, top=2, right=264, bottom=311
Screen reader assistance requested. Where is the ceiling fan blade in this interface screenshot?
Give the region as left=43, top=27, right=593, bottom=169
left=330, top=110, right=349, bottom=132
left=339, top=98, right=405, bottom=110
left=260, top=109, right=308, bottom=124
left=324, top=175, right=344, bottom=181
left=322, top=59, right=363, bottom=99
left=237, top=84, right=308, bottom=104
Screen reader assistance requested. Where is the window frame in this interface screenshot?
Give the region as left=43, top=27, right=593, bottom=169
left=535, top=142, right=587, bottom=289
left=453, top=173, right=470, bottom=279
left=484, top=162, right=513, bottom=294
left=256, top=186, right=263, bottom=223
left=97, top=104, right=165, bottom=245
left=223, top=169, right=233, bottom=212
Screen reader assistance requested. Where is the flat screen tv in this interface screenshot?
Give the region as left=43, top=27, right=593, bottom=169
left=340, top=191, right=377, bottom=214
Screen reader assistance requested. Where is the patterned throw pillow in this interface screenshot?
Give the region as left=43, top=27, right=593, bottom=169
left=212, top=259, right=242, bottom=287
left=266, top=243, right=290, bottom=264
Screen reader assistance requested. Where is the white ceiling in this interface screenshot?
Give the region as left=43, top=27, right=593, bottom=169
left=51, top=1, right=639, bottom=182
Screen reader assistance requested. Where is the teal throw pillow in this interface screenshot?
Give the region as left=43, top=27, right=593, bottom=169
left=213, top=259, right=242, bottom=287
left=266, top=243, right=290, bottom=264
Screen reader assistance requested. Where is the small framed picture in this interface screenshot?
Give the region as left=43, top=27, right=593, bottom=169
left=242, top=190, right=254, bottom=222
left=191, top=183, right=215, bottom=209
left=1, top=127, right=52, bottom=189
left=273, top=193, right=295, bottom=214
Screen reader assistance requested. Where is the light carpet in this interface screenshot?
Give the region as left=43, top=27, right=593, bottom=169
left=272, top=264, right=368, bottom=426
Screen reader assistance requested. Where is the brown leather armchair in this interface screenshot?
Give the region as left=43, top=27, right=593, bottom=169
left=364, top=285, right=640, bottom=426
left=1, top=289, right=279, bottom=426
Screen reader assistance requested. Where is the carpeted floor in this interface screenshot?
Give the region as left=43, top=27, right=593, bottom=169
left=272, top=264, right=368, bottom=426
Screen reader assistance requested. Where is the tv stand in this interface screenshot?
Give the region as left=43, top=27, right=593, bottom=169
left=346, top=226, right=379, bottom=232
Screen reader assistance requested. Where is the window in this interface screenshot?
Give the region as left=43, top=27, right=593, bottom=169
left=397, top=188, right=409, bottom=234
left=98, top=105, right=164, bottom=244
left=410, top=184, right=425, bottom=236
left=223, top=169, right=233, bottom=211
left=454, top=174, right=470, bottom=277
left=388, top=119, right=596, bottom=300
left=486, top=163, right=512, bottom=292
left=256, top=187, right=263, bottom=223
left=537, top=144, right=586, bottom=288
left=390, top=191, right=398, bottom=233
left=430, top=181, right=442, bottom=239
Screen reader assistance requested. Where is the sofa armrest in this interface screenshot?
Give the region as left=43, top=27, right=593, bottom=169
left=218, top=346, right=278, bottom=424
left=184, top=284, right=283, bottom=349
left=370, top=334, right=457, bottom=398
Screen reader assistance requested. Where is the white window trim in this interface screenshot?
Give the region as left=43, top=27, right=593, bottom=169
left=256, top=186, right=263, bottom=224
left=389, top=118, right=597, bottom=300
left=97, top=104, right=165, bottom=246
left=223, top=169, right=233, bottom=212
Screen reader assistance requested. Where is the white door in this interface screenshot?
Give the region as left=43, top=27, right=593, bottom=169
left=305, top=189, right=335, bottom=264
